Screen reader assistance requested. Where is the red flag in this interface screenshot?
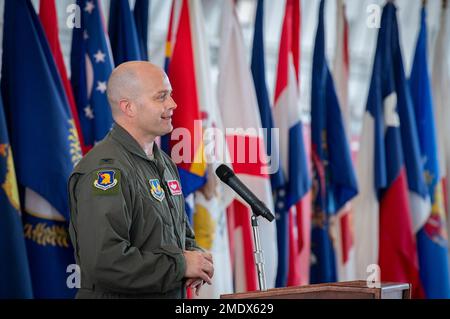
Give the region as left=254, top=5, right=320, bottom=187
left=39, top=0, right=86, bottom=154
left=165, top=0, right=207, bottom=197
left=353, top=3, right=424, bottom=297
left=274, top=0, right=311, bottom=286
left=218, top=0, right=277, bottom=291
left=227, top=201, right=258, bottom=292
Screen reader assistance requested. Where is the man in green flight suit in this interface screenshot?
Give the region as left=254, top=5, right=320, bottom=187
left=68, top=61, right=214, bottom=299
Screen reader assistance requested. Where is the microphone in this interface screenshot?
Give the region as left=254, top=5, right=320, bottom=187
left=215, top=164, right=275, bottom=222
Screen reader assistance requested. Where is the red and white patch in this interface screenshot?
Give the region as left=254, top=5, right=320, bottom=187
left=167, top=180, right=182, bottom=196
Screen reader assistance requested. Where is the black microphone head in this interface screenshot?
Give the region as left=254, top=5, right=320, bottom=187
left=215, top=164, right=235, bottom=183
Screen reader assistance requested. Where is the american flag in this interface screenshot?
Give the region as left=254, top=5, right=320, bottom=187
left=71, top=0, right=114, bottom=151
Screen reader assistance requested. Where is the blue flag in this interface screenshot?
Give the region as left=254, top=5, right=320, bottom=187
left=1, top=0, right=82, bottom=298
left=354, top=2, right=425, bottom=298
left=134, top=0, right=150, bottom=61
left=251, top=0, right=284, bottom=195
left=251, top=0, right=289, bottom=287
left=310, top=0, right=358, bottom=284
left=395, top=8, right=430, bottom=233
left=0, top=96, right=33, bottom=299
left=409, top=7, right=450, bottom=299
left=109, top=0, right=143, bottom=65
left=71, top=0, right=114, bottom=149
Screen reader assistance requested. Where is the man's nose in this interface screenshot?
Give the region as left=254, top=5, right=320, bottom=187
left=166, top=96, right=177, bottom=110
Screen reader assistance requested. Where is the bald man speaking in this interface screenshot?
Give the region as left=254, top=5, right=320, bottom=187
left=68, top=62, right=213, bottom=299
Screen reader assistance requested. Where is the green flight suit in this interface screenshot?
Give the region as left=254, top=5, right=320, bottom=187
left=68, top=124, right=201, bottom=299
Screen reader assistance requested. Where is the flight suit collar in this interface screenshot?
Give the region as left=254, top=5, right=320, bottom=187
left=110, top=123, right=165, bottom=165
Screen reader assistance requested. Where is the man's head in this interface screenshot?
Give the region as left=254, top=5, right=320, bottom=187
left=107, top=61, right=177, bottom=140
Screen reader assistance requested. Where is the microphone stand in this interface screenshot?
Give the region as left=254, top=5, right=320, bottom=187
left=251, top=212, right=267, bottom=291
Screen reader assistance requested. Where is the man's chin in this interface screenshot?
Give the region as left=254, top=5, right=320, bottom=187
left=161, top=126, right=173, bottom=136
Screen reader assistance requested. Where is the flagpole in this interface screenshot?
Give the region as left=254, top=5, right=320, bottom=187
left=251, top=214, right=268, bottom=291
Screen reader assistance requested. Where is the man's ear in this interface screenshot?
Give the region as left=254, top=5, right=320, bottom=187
left=119, top=99, right=135, bottom=117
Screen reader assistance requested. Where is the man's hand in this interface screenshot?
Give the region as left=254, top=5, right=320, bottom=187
left=183, top=251, right=214, bottom=284
left=185, top=278, right=205, bottom=296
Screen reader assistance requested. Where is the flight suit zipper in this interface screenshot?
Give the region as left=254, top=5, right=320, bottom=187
left=148, top=160, right=183, bottom=249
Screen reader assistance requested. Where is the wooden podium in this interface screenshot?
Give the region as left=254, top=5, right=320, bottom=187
left=220, top=281, right=411, bottom=299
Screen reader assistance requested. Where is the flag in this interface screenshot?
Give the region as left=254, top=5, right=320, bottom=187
left=1, top=0, right=82, bottom=298
left=218, top=0, right=278, bottom=292
left=272, top=0, right=311, bottom=287
left=310, top=0, right=358, bottom=284
left=71, top=0, right=114, bottom=151
left=252, top=0, right=301, bottom=288
left=398, top=24, right=431, bottom=241
left=332, top=0, right=350, bottom=132
left=163, top=0, right=207, bottom=219
left=0, top=96, right=33, bottom=299
left=352, top=2, right=424, bottom=298
left=432, top=1, right=450, bottom=271
left=187, top=0, right=233, bottom=298
left=251, top=0, right=284, bottom=195
left=164, top=2, right=176, bottom=73
left=134, top=0, right=150, bottom=61
left=39, top=0, right=86, bottom=154
left=330, top=0, right=356, bottom=282
left=109, top=0, right=142, bottom=64
left=410, top=6, right=450, bottom=298
left=251, top=0, right=287, bottom=288
left=193, top=187, right=234, bottom=299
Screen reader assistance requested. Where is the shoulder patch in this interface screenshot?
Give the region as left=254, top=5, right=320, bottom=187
left=92, top=170, right=120, bottom=195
